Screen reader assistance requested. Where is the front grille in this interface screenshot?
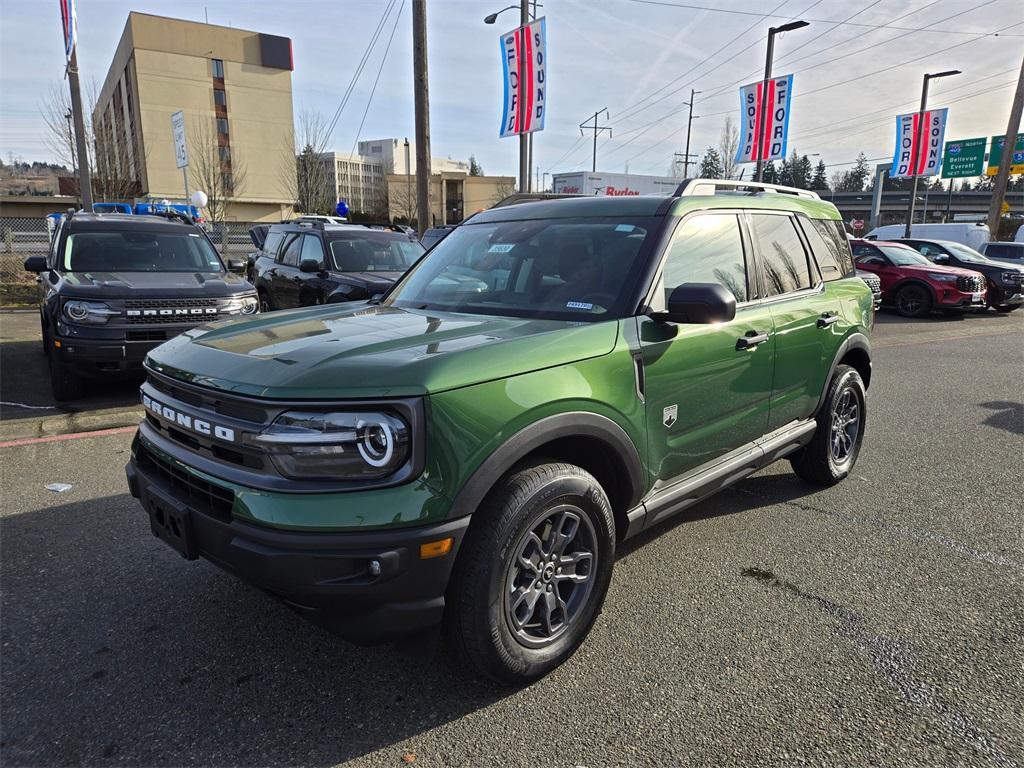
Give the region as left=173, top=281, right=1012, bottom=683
left=148, top=373, right=268, bottom=423
left=956, top=275, right=985, bottom=293
left=123, top=298, right=222, bottom=324
left=126, top=330, right=169, bottom=342
left=135, top=441, right=235, bottom=522
left=859, top=274, right=881, bottom=293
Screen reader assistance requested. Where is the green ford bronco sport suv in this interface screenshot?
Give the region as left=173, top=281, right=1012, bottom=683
left=126, top=179, right=873, bottom=683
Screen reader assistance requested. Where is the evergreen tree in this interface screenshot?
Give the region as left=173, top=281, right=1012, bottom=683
left=468, top=155, right=483, bottom=176
left=811, top=159, right=828, bottom=190
left=698, top=147, right=723, bottom=179
left=762, top=160, right=778, bottom=184
left=843, top=153, right=871, bottom=192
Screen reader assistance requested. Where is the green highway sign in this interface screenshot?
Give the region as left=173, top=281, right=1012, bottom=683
left=941, top=137, right=986, bottom=178
left=986, top=133, right=1024, bottom=176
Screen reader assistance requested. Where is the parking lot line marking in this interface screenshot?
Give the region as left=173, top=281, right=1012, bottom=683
left=0, top=400, right=58, bottom=410
left=0, top=425, right=137, bottom=449
left=874, top=328, right=1022, bottom=349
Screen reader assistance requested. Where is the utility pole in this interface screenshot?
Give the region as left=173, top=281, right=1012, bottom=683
left=905, top=69, right=961, bottom=237
left=683, top=88, right=699, bottom=178
left=987, top=54, right=1024, bottom=241
left=412, top=0, right=432, bottom=235
left=580, top=108, right=611, bottom=173
left=404, top=137, right=412, bottom=222
left=67, top=48, right=93, bottom=210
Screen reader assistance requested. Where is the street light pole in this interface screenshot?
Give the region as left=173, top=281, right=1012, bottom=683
left=904, top=69, right=961, bottom=237
left=683, top=89, right=699, bottom=178
left=755, top=21, right=808, bottom=183
left=67, top=48, right=93, bottom=209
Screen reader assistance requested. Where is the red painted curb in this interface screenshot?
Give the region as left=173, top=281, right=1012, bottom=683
left=0, top=425, right=138, bottom=449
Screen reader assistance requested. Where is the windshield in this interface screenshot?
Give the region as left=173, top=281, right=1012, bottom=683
left=328, top=234, right=423, bottom=272
left=984, top=244, right=1023, bottom=261
left=385, top=216, right=657, bottom=320
left=877, top=245, right=932, bottom=266
left=63, top=230, right=223, bottom=273
left=942, top=242, right=990, bottom=263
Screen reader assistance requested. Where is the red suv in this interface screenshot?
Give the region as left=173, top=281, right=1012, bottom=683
left=850, top=240, right=986, bottom=317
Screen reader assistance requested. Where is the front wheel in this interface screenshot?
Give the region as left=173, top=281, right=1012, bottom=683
left=444, top=462, right=615, bottom=685
left=995, top=304, right=1020, bottom=313
left=791, top=364, right=866, bottom=486
left=894, top=284, right=933, bottom=318
left=48, top=346, right=85, bottom=401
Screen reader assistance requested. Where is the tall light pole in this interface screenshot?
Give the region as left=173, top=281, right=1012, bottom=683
left=904, top=69, right=961, bottom=237
left=755, top=20, right=809, bottom=183
left=683, top=89, right=700, bottom=178
left=412, top=0, right=432, bottom=234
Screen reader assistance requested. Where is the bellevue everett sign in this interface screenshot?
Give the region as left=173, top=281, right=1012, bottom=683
left=941, top=137, right=986, bottom=179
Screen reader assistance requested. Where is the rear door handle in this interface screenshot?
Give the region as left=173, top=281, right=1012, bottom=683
left=736, top=331, right=770, bottom=350
left=816, top=313, right=840, bottom=328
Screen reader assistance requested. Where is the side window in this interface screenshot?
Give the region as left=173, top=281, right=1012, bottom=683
left=800, top=217, right=854, bottom=280
left=750, top=214, right=813, bottom=297
left=661, top=214, right=748, bottom=304
left=263, top=232, right=283, bottom=258
left=279, top=234, right=302, bottom=267
left=300, top=235, right=324, bottom=266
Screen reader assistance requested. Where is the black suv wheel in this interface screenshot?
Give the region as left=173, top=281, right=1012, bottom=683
left=47, top=345, right=85, bottom=401
left=894, top=284, right=932, bottom=318
left=791, top=364, right=866, bottom=486
left=445, top=462, right=615, bottom=684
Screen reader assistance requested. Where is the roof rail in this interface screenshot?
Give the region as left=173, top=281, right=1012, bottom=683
left=674, top=178, right=820, bottom=200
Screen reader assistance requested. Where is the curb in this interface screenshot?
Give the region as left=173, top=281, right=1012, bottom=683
left=0, top=406, right=143, bottom=441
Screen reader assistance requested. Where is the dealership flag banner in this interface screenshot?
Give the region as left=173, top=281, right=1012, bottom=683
left=59, top=0, right=77, bottom=57
left=890, top=108, right=948, bottom=178
left=735, top=74, right=794, bottom=164
left=499, top=17, right=547, bottom=138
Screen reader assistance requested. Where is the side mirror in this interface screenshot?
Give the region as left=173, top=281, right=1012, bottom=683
left=932, top=253, right=949, bottom=263
left=23, top=256, right=47, bottom=273
left=655, top=283, right=737, bottom=324
left=299, top=258, right=323, bottom=273
left=226, top=258, right=246, bottom=273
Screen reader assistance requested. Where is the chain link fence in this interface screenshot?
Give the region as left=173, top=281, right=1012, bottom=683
left=1, top=217, right=261, bottom=306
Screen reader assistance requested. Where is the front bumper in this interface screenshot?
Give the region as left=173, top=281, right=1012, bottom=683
left=934, top=288, right=987, bottom=310
left=53, top=325, right=198, bottom=378
left=992, top=290, right=1024, bottom=307
left=125, top=434, right=469, bottom=644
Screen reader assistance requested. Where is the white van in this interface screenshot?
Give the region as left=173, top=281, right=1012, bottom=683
left=864, top=222, right=990, bottom=250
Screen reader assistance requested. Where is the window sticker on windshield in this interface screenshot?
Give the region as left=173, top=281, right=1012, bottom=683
left=566, top=301, right=594, bottom=310
left=488, top=243, right=515, bottom=253
left=615, top=224, right=635, bottom=232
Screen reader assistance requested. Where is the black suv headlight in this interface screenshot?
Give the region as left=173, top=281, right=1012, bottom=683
left=222, top=295, right=259, bottom=315
left=1002, top=271, right=1021, bottom=284
left=247, top=410, right=410, bottom=479
left=63, top=299, right=120, bottom=324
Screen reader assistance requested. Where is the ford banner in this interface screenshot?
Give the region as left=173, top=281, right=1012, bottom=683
left=890, top=108, right=949, bottom=178
left=499, top=17, right=547, bottom=138
left=736, top=74, right=794, bottom=165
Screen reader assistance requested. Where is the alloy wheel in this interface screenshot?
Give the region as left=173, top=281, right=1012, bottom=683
left=504, top=505, right=598, bottom=648
left=830, top=388, right=860, bottom=463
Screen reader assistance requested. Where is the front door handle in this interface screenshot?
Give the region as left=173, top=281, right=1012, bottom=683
left=816, top=313, right=840, bottom=328
left=736, top=330, right=770, bottom=350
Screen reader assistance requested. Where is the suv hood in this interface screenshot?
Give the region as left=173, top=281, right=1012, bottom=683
left=898, top=263, right=983, bottom=279
left=145, top=303, right=619, bottom=398
left=59, top=270, right=252, bottom=299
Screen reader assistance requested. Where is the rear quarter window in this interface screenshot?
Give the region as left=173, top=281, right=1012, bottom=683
left=801, top=217, right=855, bottom=280
left=263, top=232, right=284, bottom=257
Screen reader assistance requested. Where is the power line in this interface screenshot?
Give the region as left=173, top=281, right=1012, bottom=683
left=625, top=0, right=1024, bottom=36
left=350, top=1, right=406, bottom=157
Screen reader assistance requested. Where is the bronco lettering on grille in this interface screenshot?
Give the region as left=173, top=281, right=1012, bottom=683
left=142, top=393, right=236, bottom=442
left=127, top=308, right=219, bottom=317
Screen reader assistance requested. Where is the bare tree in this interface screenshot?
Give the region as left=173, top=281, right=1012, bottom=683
left=281, top=108, right=334, bottom=215
left=490, top=178, right=516, bottom=206
left=719, top=116, right=739, bottom=181
left=387, top=164, right=417, bottom=224
left=187, top=117, right=247, bottom=225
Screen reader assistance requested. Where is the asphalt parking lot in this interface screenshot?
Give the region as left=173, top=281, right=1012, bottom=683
left=1, top=309, right=1022, bottom=767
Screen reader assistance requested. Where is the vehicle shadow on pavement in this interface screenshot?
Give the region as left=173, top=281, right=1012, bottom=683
left=978, top=401, right=1024, bottom=436
left=0, top=493, right=505, bottom=767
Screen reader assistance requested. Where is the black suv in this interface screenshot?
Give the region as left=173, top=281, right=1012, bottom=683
left=250, top=222, right=424, bottom=310
left=24, top=211, right=257, bottom=400
left=894, top=238, right=1024, bottom=313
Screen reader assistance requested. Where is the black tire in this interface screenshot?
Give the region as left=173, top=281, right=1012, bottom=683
left=257, top=289, right=273, bottom=313
left=47, top=346, right=85, bottom=401
left=444, top=461, right=615, bottom=685
left=894, top=284, right=933, bottom=318
left=995, top=305, right=1020, bottom=313
left=790, top=364, right=866, bottom=486
left=40, top=314, right=50, bottom=356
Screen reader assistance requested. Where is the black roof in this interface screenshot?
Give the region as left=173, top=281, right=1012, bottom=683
left=64, top=213, right=199, bottom=233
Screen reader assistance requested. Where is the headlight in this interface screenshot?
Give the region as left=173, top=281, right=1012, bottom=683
left=63, top=299, right=120, bottom=324
left=926, top=273, right=957, bottom=283
left=1002, top=272, right=1021, bottom=284
left=222, top=295, right=259, bottom=315
left=247, top=410, right=410, bottom=479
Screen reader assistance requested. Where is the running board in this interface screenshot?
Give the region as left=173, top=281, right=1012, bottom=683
left=622, top=419, right=817, bottom=539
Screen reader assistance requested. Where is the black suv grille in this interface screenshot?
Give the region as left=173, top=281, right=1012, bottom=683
left=859, top=273, right=881, bottom=293
left=123, top=298, right=222, bottom=324
left=135, top=441, right=234, bottom=522
left=956, top=275, right=985, bottom=293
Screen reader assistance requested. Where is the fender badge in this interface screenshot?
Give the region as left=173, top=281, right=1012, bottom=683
left=663, top=404, right=677, bottom=428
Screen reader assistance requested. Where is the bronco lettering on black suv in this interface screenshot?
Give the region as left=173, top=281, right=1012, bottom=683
left=126, top=179, right=874, bottom=683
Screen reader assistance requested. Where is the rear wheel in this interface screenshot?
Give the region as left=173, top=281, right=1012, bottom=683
left=47, top=345, right=85, bottom=401
left=257, top=289, right=273, bottom=313
left=445, top=462, right=615, bottom=685
left=894, top=284, right=932, bottom=318
left=791, top=365, right=866, bottom=486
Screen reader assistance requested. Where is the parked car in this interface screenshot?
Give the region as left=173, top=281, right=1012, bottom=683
left=855, top=269, right=883, bottom=310
left=420, top=225, right=456, bottom=250
left=289, top=215, right=349, bottom=225
left=892, top=238, right=1024, bottom=313
left=249, top=221, right=423, bottom=311
left=24, top=210, right=257, bottom=400
left=850, top=239, right=986, bottom=317
left=863, top=222, right=990, bottom=250
left=126, top=179, right=874, bottom=684
left=978, top=242, right=1024, bottom=263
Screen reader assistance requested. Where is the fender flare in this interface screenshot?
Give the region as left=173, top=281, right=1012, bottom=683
left=446, top=411, right=645, bottom=521
left=815, top=332, right=872, bottom=413
left=889, top=277, right=937, bottom=304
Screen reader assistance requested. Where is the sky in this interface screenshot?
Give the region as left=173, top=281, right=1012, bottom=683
left=1, top=0, right=1022, bottom=182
